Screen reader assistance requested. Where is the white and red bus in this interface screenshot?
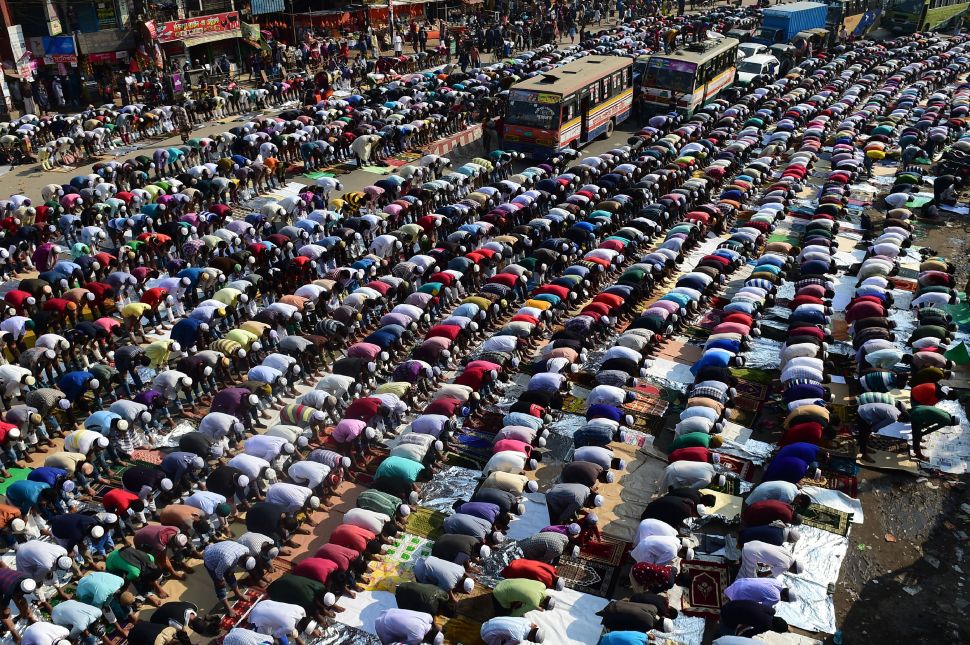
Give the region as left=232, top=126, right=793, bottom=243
left=503, top=56, right=634, bottom=158
left=635, top=37, right=739, bottom=115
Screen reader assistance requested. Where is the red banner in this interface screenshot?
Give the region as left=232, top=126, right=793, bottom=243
left=157, top=11, right=241, bottom=43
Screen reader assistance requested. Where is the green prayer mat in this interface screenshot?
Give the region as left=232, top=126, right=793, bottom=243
left=945, top=341, right=970, bottom=365
left=766, top=232, right=801, bottom=246
left=405, top=506, right=446, bottom=540
left=799, top=503, right=853, bottom=537
left=362, top=165, right=393, bottom=175
left=0, top=468, right=32, bottom=495
left=303, top=170, right=335, bottom=180
left=943, top=303, right=970, bottom=327
left=732, top=367, right=775, bottom=385
left=384, top=532, right=432, bottom=566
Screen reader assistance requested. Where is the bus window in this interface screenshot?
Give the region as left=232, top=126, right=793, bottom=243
left=562, top=97, right=578, bottom=123
left=626, top=66, right=633, bottom=87
left=611, top=73, right=621, bottom=96
left=696, top=63, right=709, bottom=86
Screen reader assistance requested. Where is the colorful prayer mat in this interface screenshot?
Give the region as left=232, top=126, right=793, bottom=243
left=799, top=470, right=859, bottom=498
left=363, top=556, right=417, bottom=592
left=384, top=532, right=432, bottom=567
left=799, top=503, right=853, bottom=537
left=130, top=449, right=164, bottom=465
left=580, top=535, right=629, bottom=566
left=734, top=379, right=769, bottom=401
left=705, top=476, right=745, bottom=496
left=624, top=388, right=669, bottom=418
left=404, top=507, right=445, bottom=540
left=561, top=394, right=588, bottom=415
left=681, top=559, right=731, bottom=618
left=732, top=367, right=774, bottom=386
left=556, top=554, right=620, bottom=598
left=446, top=428, right=495, bottom=469
left=715, top=454, right=755, bottom=482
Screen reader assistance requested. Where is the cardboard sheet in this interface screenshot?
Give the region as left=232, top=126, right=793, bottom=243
left=698, top=488, right=743, bottom=522
left=598, top=442, right=667, bottom=542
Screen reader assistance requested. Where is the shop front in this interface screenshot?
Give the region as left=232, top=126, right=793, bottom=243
left=157, top=11, right=244, bottom=71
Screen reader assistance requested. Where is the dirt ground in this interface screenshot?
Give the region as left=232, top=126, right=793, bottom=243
left=833, top=192, right=970, bottom=644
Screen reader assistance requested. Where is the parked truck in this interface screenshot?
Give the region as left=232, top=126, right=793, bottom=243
left=751, top=1, right=829, bottom=45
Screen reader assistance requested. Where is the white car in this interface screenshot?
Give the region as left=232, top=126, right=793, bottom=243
left=737, top=42, right=769, bottom=61
left=737, top=54, right=780, bottom=85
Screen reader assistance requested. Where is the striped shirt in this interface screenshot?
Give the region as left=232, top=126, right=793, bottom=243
left=518, top=531, right=570, bottom=563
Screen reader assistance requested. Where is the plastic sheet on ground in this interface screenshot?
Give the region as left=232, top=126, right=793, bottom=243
left=418, top=465, right=483, bottom=514
left=773, top=526, right=848, bottom=634
left=775, top=572, right=838, bottom=635
left=650, top=586, right=706, bottom=645
left=476, top=541, right=523, bottom=588
left=641, top=357, right=695, bottom=392
left=333, top=590, right=397, bottom=635
left=649, top=614, right=706, bottom=645
left=506, top=492, right=551, bottom=540
left=877, top=399, right=970, bottom=474
left=802, top=486, right=864, bottom=524
left=547, top=413, right=587, bottom=439
left=524, top=587, right=608, bottom=645
left=831, top=275, right=856, bottom=312
left=307, top=622, right=382, bottom=645
left=791, top=526, right=848, bottom=585
left=745, top=336, right=786, bottom=370
left=920, top=399, right=970, bottom=475
left=718, top=421, right=775, bottom=464
left=159, top=421, right=197, bottom=448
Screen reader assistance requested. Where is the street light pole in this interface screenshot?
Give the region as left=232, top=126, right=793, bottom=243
left=290, top=0, right=298, bottom=45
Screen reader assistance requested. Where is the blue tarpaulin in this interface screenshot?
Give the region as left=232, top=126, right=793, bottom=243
left=251, top=0, right=285, bottom=15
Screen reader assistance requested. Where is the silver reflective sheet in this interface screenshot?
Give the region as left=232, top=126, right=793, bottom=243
left=307, top=622, right=382, bottom=645
left=773, top=525, right=848, bottom=634
left=477, top=541, right=524, bottom=588
left=418, top=465, right=483, bottom=514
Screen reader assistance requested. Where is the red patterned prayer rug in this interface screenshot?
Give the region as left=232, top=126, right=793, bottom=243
left=716, top=454, right=755, bottom=482
left=681, top=559, right=731, bottom=618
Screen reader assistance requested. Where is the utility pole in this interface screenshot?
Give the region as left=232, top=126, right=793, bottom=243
left=388, top=0, right=395, bottom=46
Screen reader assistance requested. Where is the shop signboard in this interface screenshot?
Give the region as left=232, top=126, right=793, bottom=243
left=157, top=11, right=241, bottom=43
left=97, top=2, right=119, bottom=30
left=41, top=36, right=77, bottom=64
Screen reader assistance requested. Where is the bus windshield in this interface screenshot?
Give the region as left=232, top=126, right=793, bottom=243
left=506, top=92, right=561, bottom=129
left=642, top=58, right=698, bottom=94
left=890, top=0, right=923, bottom=12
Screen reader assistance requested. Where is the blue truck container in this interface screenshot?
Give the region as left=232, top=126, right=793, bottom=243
left=752, top=1, right=829, bottom=45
